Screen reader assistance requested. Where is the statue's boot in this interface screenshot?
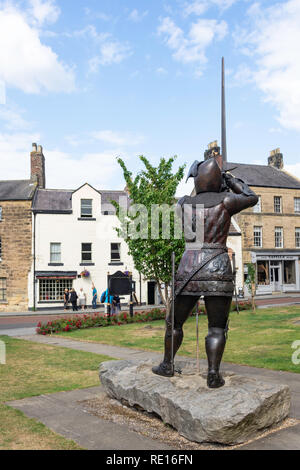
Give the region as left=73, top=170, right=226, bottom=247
left=152, top=324, right=183, bottom=377
left=205, top=327, right=226, bottom=389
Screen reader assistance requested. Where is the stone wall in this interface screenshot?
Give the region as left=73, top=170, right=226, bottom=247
left=0, top=201, right=32, bottom=312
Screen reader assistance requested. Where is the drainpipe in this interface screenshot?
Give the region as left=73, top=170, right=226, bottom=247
left=33, top=212, right=36, bottom=311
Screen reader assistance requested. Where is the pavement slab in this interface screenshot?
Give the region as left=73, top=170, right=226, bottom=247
left=6, top=387, right=173, bottom=451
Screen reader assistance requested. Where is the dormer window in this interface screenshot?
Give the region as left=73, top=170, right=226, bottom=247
left=81, top=199, right=93, bottom=218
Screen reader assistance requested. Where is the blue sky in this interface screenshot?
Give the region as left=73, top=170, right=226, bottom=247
left=0, top=0, right=300, bottom=194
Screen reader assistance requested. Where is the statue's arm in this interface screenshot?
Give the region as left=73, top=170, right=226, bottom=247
left=223, top=174, right=258, bottom=215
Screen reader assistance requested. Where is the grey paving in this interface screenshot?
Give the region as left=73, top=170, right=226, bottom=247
left=6, top=387, right=173, bottom=450
left=0, top=327, right=37, bottom=337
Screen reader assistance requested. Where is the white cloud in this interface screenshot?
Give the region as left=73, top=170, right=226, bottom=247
left=0, top=5, right=75, bottom=94
left=98, top=41, right=132, bottom=66
left=29, top=0, right=60, bottom=25
left=158, top=16, right=227, bottom=71
left=156, top=67, right=168, bottom=75
left=285, top=163, right=300, bottom=181
left=0, top=132, right=124, bottom=189
left=128, top=9, right=148, bottom=22
left=238, top=0, right=300, bottom=131
left=90, top=130, right=144, bottom=147
left=0, top=104, right=30, bottom=130
left=184, top=0, right=238, bottom=16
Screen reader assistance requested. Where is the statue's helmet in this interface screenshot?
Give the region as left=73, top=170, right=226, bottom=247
left=186, top=158, right=222, bottom=193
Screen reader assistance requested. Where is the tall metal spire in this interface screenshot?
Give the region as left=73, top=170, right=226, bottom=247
left=221, top=57, right=227, bottom=165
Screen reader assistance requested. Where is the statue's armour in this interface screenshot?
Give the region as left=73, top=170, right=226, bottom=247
left=175, top=196, right=234, bottom=297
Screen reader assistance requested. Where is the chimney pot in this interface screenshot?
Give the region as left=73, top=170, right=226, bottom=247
left=31, top=143, right=46, bottom=188
left=268, top=148, right=283, bottom=170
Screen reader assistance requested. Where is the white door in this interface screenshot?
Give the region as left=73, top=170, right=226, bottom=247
left=270, top=262, right=282, bottom=291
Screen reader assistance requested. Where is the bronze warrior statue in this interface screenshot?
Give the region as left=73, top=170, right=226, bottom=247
left=152, top=157, right=258, bottom=388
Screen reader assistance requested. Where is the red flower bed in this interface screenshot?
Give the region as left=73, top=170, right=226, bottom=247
left=36, top=308, right=166, bottom=335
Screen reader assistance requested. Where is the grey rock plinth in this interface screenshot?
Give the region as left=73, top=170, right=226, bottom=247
left=99, top=359, right=291, bottom=445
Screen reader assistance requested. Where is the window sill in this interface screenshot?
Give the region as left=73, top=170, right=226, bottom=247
left=78, top=218, right=96, bottom=221
left=48, top=263, right=64, bottom=266
left=0, top=301, right=8, bottom=304
left=108, top=262, right=124, bottom=266
left=80, top=263, right=95, bottom=266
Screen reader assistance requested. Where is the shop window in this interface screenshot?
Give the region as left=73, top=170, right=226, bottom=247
left=253, top=226, right=262, bottom=247
left=274, top=196, right=282, bottom=213
left=283, top=261, right=296, bottom=284
left=39, top=279, right=73, bottom=302
left=296, top=228, right=300, bottom=248
left=275, top=227, right=283, bottom=248
left=0, top=278, right=6, bottom=301
left=257, top=261, right=270, bottom=285
left=253, top=196, right=261, bottom=213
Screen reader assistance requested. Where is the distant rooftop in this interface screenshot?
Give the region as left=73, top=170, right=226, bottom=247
left=0, top=180, right=36, bottom=201
left=32, top=188, right=128, bottom=213
left=225, top=162, right=300, bottom=189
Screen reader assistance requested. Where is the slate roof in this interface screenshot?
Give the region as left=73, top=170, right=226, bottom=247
left=32, top=188, right=128, bottom=213
left=0, top=180, right=37, bottom=201
left=33, top=189, right=73, bottom=213
left=226, top=162, right=300, bottom=189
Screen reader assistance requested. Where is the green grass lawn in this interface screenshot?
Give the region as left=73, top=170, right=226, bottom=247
left=0, top=335, right=112, bottom=450
left=56, top=306, right=300, bottom=374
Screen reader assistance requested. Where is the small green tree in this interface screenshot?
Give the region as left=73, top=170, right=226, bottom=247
left=113, top=155, right=186, bottom=316
left=245, top=263, right=256, bottom=312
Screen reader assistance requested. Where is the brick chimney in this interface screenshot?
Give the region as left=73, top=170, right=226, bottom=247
left=31, top=143, right=46, bottom=188
left=204, top=140, right=223, bottom=169
left=268, top=148, right=283, bottom=170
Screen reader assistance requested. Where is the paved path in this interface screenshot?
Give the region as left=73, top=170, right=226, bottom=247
left=6, top=387, right=172, bottom=451
left=6, top=333, right=300, bottom=450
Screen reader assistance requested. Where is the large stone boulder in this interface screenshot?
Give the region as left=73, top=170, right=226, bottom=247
left=99, top=359, right=290, bottom=445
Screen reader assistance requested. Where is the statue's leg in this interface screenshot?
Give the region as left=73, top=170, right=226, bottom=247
left=152, top=295, right=199, bottom=377
left=204, top=296, right=232, bottom=389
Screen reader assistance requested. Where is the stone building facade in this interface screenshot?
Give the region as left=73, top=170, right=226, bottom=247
left=227, top=150, right=300, bottom=295
left=0, top=144, right=45, bottom=312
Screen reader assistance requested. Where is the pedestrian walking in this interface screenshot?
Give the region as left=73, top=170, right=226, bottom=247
left=92, top=283, right=98, bottom=309
left=78, top=288, right=86, bottom=311
left=63, top=288, right=70, bottom=310
left=70, top=288, right=78, bottom=311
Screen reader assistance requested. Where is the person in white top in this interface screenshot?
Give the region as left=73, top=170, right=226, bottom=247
left=78, top=288, right=86, bottom=311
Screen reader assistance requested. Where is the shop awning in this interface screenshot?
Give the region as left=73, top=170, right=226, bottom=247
left=36, top=271, right=78, bottom=280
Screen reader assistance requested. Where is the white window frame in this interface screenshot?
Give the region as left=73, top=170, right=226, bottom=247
left=0, top=277, right=7, bottom=301
left=0, top=206, right=2, bottom=221
left=275, top=227, right=283, bottom=248
left=253, top=226, right=262, bottom=247
left=81, top=199, right=93, bottom=218
left=0, top=237, right=2, bottom=261
left=253, top=196, right=261, bottom=213
left=50, top=243, right=61, bottom=263
left=295, top=198, right=300, bottom=213
left=111, top=243, right=121, bottom=262
left=81, top=243, right=92, bottom=263
left=295, top=228, right=300, bottom=248
left=274, top=196, right=282, bottom=213
left=39, top=279, right=73, bottom=302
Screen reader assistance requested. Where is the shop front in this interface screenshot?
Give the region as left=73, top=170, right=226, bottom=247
left=249, top=252, right=300, bottom=294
